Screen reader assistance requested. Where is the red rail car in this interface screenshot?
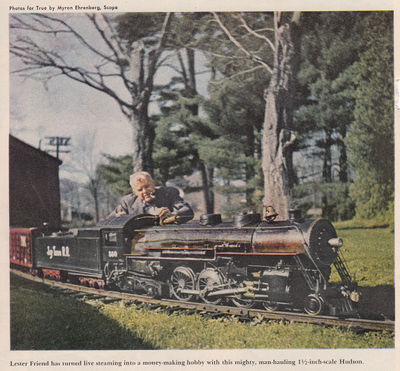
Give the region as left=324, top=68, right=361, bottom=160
left=10, top=227, right=39, bottom=269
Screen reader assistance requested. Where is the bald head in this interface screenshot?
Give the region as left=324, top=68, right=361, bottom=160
left=129, top=171, right=156, bottom=203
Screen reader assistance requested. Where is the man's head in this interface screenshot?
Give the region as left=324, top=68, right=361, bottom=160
left=130, top=171, right=156, bottom=203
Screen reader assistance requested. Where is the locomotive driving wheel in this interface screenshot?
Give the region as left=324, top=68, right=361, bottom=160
left=230, top=279, right=255, bottom=308
left=262, top=301, right=279, bottom=312
left=231, top=296, right=254, bottom=308
left=169, top=266, right=196, bottom=301
left=197, top=268, right=224, bottom=304
left=304, top=294, right=324, bottom=315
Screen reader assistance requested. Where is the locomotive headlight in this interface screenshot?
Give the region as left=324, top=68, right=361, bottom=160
left=328, top=237, right=343, bottom=248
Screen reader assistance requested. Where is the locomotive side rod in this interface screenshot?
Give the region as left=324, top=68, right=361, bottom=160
left=10, top=269, right=393, bottom=333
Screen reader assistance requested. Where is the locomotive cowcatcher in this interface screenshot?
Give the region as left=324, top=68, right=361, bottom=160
left=10, top=210, right=359, bottom=316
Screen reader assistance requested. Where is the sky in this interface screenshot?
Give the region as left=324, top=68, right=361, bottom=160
left=10, top=68, right=132, bottom=168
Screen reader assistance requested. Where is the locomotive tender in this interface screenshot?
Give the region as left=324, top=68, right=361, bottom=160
left=10, top=210, right=359, bottom=316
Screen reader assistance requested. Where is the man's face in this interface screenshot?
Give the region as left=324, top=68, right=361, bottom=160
left=132, top=178, right=156, bottom=203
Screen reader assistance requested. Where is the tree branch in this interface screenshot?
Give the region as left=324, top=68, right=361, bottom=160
left=212, top=12, right=273, bottom=74
left=87, top=14, right=133, bottom=95
left=176, top=50, right=188, bottom=86
left=237, top=13, right=275, bottom=53
left=144, top=13, right=173, bottom=97
left=25, top=14, right=117, bottom=64
left=209, top=65, right=264, bottom=84
left=10, top=14, right=135, bottom=119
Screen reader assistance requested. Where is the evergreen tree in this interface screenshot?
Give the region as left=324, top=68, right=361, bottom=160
left=152, top=108, right=196, bottom=185
left=292, top=12, right=366, bottom=220
left=347, top=12, right=394, bottom=219
left=97, top=154, right=133, bottom=196
left=202, top=72, right=266, bottom=212
left=152, top=13, right=218, bottom=213
left=295, top=12, right=365, bottom=183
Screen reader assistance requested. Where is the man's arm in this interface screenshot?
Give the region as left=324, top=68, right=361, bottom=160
left=168, top=187, right=194, bottom=223
left=106, top=194, right=135, bottom=219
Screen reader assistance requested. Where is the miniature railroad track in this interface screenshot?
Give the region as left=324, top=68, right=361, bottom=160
left=11, top=269, right=394, bottom=333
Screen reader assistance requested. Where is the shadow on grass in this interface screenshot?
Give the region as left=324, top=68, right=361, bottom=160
left=357, top=285, right=395, bottom=321
left=10, top=274, right=155, bottom=350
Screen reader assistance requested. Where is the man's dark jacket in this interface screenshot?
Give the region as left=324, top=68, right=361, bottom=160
left=107, top=186, right=194, bottom=223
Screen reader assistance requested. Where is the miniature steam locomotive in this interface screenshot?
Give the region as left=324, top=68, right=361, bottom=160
left=10, top=211, right=359, bottom=316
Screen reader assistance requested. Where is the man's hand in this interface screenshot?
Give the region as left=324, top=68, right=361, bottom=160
left=115, top=211, right=127, bottom=217
left=157, top=207, right=172, bottom=219
left=157, top=207, right=178, bottom=225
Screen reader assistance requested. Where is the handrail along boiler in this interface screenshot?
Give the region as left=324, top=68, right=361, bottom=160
left=10, top=209, right=359, bottom=316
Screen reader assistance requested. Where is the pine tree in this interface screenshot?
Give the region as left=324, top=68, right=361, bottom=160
left=97, top=154, right=133, bottom=196
left=347, top=12, right=394, bottom=219
left=295, top=12, right=365, bottom=183
left=202, top=73, right=265, bottom=213
left=152, top=13, right=218, bottom=213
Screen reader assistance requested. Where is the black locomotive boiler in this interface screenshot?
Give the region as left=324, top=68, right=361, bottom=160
left=10, top=211, right=359, bottom=316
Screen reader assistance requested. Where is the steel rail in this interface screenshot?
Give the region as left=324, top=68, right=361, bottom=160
left=10, top=269, right=394, bottom=332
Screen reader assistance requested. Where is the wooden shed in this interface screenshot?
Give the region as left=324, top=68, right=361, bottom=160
left=9, top=135, right=62, bottom=229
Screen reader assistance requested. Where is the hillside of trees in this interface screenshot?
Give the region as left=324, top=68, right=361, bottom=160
left=10, top=11, right=394, bottom=225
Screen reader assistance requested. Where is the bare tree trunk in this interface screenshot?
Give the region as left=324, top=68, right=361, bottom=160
left=131, top=105, right=153, bottom=173
left=86, top=178, right=100, bottom=223
left=93, top=184, right=100, bottom=223
left=322, top=130, right=333, bottom=183
left=128, top=14, right=172, bottom=173
left=245, top=126, right=255, bottom=203
left=200, top=163, right=214, bottom=214
left=262, top=13, right=300, bottom=220
left=338, top=126, right=348, bottom=182
left=183, top=47, right=214, bottom=213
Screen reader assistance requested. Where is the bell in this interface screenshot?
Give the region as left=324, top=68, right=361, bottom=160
left=264, top=205, right=278, bottom=221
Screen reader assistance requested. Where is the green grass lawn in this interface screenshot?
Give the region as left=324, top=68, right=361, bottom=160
left=10, top=277, right=153, bottom=350
left=332, top=224, right=394, bottom=287
left=330, top=223, right=394, bottom=322
left=10, top=275, right=393, bottom=350
left=10, top=224, right=394, bottom=350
